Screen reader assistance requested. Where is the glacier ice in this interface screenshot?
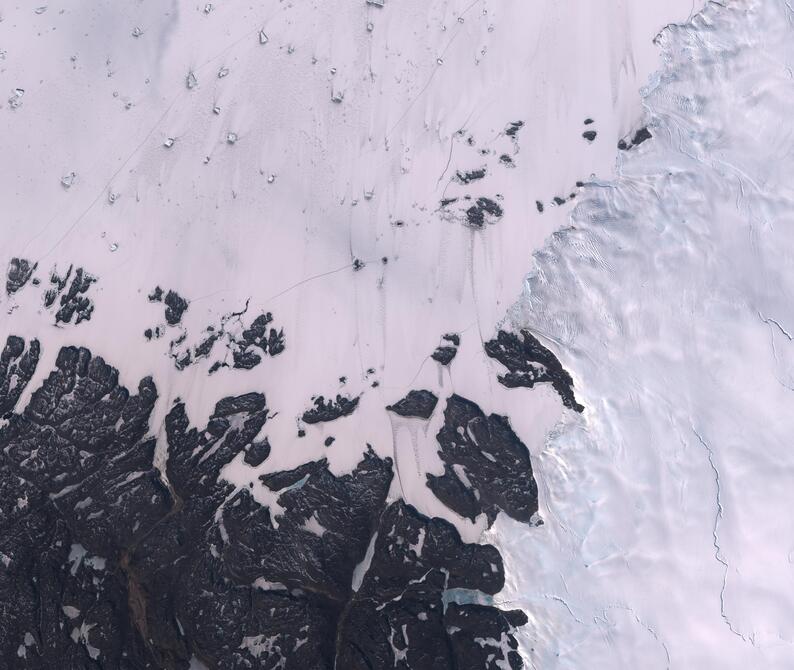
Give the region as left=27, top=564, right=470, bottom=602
left=493, top=1, right=794, bottom=667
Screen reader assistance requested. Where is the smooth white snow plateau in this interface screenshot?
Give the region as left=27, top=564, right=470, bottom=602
left=5, top=0, right=790, bottom=667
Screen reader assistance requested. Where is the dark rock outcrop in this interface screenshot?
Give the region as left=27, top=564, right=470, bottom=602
left=149, top=297, right=286, bottom=374
left=504, top=120, right=524, bottom=137
left=0, top=343, right=168, bottom=667
left=438, top=194, right=504, bottom=228
left=44, top=265, right=72, bottom=306
left=446, top=603, right=528, bottom=670
left=0, top=335, right=40, bottom=416
left=431, top=332, right=460, bottom=366
left=465, top=196, right=504, bottom=228
left=55, top=267, right=97, bottom=324
left=432, top=346, right=457, bottom=364
left=484, top=329, right=584, bottom=412
left=147, top=286, right=164, bottom=302
left=387, top=389, right=438, bottom=419
left=427, top=394, right=538, bottom=525
left=618, top=125, right=652, bottom=151
left=231, top=311, right=286, bottom=367
left=6, top=257, right=36, bottom=295
left=243, top=437, right=271, bottom=466
left=197, top=309, right=285, bottom=373
left=0, top=342, right=534, bottom=669
left=148, top=286, right=189, bottom=325
left=336, top=500, right=526, bottom=669
left=38, top=265, right=97, bottom=325
left=455, top=168, right=486, bottom=184
left=164, top=290, right=189, bottom=326
left=302, top=394, right=359, bottom=424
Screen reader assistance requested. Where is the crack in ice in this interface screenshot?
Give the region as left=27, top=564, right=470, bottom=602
left=759, top=311, right=794, bottom=341
left=692, top=426, right=749, bottom=643
left=545, top=595, right=586, bottom=625
left=758, top=311, right=794, bottom=393
left=596, top=604, right=671, bottom=668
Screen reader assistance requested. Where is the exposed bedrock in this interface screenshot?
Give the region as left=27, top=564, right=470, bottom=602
left=431, top=332, right=460, bottom=366
left=386, top=389, right=439, bottom=419
left=336, top=500, right=526, bottom=670
left=0, top=335, right=40, bottom=416
left=484, top=328, right=584, bottom=412
left=427, top=394, right=538, bottom=525
left=302, top=394, right=360, bottom=424
left=6, top=257, right=37, bottom=295
left=0, top=338, right=531, bottom=669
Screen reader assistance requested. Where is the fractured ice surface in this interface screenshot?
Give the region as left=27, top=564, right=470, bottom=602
left=493, top=1, right=794, bottom=667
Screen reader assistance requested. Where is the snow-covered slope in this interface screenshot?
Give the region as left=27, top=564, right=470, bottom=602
left=493, top=1, right=794, bottom=667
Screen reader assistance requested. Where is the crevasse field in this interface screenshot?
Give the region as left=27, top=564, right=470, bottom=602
left=494, top=1, right=794, bottom=667
left=2, top=0, right=793, bottom=668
